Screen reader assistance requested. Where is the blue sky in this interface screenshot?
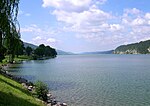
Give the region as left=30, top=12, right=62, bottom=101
left=19, top=0, right=150, bottom=53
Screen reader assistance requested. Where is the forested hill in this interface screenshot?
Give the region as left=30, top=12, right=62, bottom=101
left=114, top=40, right=150, bottom=54
left=23, top=42, right=74, bottom=55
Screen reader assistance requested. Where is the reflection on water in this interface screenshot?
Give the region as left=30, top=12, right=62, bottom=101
left=7, top=54, right=150, bottom=106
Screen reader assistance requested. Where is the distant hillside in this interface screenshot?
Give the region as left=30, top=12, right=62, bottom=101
left=80, top=50, right=114, bottom=54
left=23, top=42, right=73, bottom=55
left=23, top=42, right=38, bottom=49
left=114, top=40, right=150, bottom=54
left=56, top=50, right=74, bottom=55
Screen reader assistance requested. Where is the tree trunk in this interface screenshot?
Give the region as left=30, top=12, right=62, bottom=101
left=0, top=30, right=2, bottom=51
left=9, top=54, right=14, bottom=63
left=0, top=31, right=2, bottom=62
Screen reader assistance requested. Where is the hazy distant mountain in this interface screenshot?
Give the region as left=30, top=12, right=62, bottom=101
left=56, top=50, right=74, bottom=55
left=23, top=42, right=38, bottom=49
left=80, top=50, right=114, bottom=54
left=23, top=42, right=73, bottom=55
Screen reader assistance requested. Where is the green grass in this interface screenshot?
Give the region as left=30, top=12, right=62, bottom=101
left=14, top=55, right=33, bottom=61
left=0, top=74, right=45, bottom=106
left=0, top=55, right=32, bottom=65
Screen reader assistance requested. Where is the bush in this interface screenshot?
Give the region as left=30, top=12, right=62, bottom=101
left=35, top=81, right=48, bottom=101
left=0, top=53, right=5, bottom=62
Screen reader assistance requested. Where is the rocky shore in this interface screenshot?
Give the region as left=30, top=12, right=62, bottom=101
left=0, top=64, right=67, bottom=106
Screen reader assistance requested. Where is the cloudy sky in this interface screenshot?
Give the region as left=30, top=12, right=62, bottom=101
left=19, top=0, right=150, bottom=53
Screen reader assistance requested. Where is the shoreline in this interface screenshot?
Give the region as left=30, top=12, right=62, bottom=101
left=0, top=64, right=67, bottom=106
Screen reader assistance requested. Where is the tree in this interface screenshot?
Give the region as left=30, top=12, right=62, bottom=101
left=34, top=44, right=45, bottom=57
left=34, top=44, right=57, bottom=58
left=34, top=47, right=44, bottom=57
left=15, top=40, right=25, bottom=57
left=4, top=29, right=21, bottom=63
left=51, top=48, right=57, bottom=57
left=45, top=46, right=52, bottom=56
left=0, top=0, right=20, bottom=62
left=0, top=46, right=6, bottom=62
left=25, top=46, right=33, bottom=56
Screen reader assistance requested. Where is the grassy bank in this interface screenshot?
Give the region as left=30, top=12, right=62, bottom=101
left=0, top=55, right=32, bottom=65
left=0, top=74, right=45, bottom=106
left=15, top=55, right=33, bottom=61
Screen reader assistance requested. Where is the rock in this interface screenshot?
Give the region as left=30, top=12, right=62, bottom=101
left=47, top=103, right=51, bottom=106
left=47, top=93, right=52, bottom=97
left=22, top=83, right=28, bottom=88
left=18, top=77, right=28, bottom=83
left=62, top=103, right=67, bottom=106
left=51, top=99, right=57, bottom=105
left=28, top=86, right=33, bottom=91
left=47, top=99, right=51, bottom=103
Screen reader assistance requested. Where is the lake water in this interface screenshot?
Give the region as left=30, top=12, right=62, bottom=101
left=7, top=54, right=150, bottom=106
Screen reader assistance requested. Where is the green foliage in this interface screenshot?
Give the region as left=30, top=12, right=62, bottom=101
left=14, top=55, right=33, bottom=62
left=0, top=54, right=5, bottom=62
left=15, top=40, right=25, bottom=57
left=34, top=44, right=57, bottom=58
left=114, top=40, right=150, bottom=54
left=4, top=27, right=22, bottom=63
left=25, top=46, right=33, bottom=56
left=34, top=45, right=45, bottom=57
left=35, top=81, right=48, bottom=101
left=0, top=46, right=6, bottom=62
left=45, top=46, right=57, bottom=57
left=0, top=0, right=21, bottom=63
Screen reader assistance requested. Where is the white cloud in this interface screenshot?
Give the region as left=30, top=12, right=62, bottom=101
left=47, top=38, right=56, bottom=43
left=42, top=0, right=107, bottom=12
left=148, top=20, right=150, bottom=25
left=21, top=24, right=58, bottom=36
left=42, top=0, right=111, bottom=41
left=122, top=18, right=129, bottom=24
left=21, top=24, right=59, bottom=46
left=42, top=0, right=91, bottom=12
left=21, top=28, right=33, bottom=32
left=109, top=24, right=124, bottom=31
left=131, top=18, right=146, bottom=26
left=19, top=10, right=31, bottom=17
left=33, top=36, right=42, bottom=40
left=145, top=13, right=150, bottom=19
left=124, top=8, right=141, bottom=15
left=53, top=5, right=111, bottom=25
left=41, top=0, right=150, bottom=50
left=21, top=24, right=42, bottom=34
left=32, top=36, right=57, bottom=46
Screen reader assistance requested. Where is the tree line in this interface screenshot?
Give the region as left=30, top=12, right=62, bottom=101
left=25, top=44, right=57, bottom=60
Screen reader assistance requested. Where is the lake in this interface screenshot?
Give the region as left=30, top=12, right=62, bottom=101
left=7, top=54, right=150, bottom=106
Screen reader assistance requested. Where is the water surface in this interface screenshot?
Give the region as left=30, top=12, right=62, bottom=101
left=8, top=54, right=150, bottom=106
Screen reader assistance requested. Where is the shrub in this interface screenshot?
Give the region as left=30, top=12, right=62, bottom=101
left=35, top=81, right=48, bottom=101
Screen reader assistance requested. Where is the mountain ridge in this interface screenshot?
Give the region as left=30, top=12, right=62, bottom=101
left=114, top=40, right=150, bottom=54
left=79, top=50, right=114, bottom=54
